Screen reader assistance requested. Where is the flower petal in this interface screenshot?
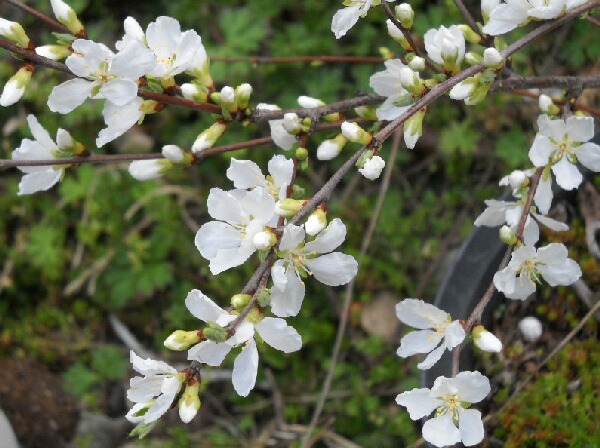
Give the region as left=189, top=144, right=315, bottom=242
left=232, top=339, right=259, bottom=397
left=184, top=289, right=231, bottom=323
left=396, top=388, right=442, bottom=420
left=187, top=340, right=231, bottom=366
left=255, top=317, right=302, bottom=353
left=305, top=252, right=358, bottom=286
left=422, top=413, right=461, bottom=447
left=552, top=157, right=582, bottom=190
left=303, top=218, right=347, bottom=254
left=397, top=329, right=443, bottom=357
left=452, top=371, right=491, bottom=403
left=395, top=299, right=449, bottom=329
left=47, top=78, right=94, bottom=114
left=226, top=158, right=266, bottom=190
left=458, top=408, right=485, bottom=446
left=576, top=142, right=600, bottom=172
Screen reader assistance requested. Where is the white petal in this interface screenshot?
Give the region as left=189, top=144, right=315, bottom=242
left=397, top=329, right=443, bottom=357
left=129, top=350, right=177, bottom=375
left=566, top=115, right=595, bottom=142
left=256, top=317, right=302, bottom=353
left=395, top=388, right=442, bottom=420
left=47, top=78, right=94, bottom=113
left=269, top=119, right=296, bottom=150
left=458, top=408, right=485, bottom=446
left=449, top=81, right=473, bottom=101
left=452, top=371, right=491, bottom=403
left=268, top=155, right=294, bottom=194
left=552, top=157, right=582, bottom=190
left=534, top=213, right=568, bottom=232
left=417, top=343, right=446, bottom=370
left=303, top=218, right=347, bottom=253
left=228, top=321, right=255, bottom=346
left=510, top=272, right=537, bottom=300
left=241, top=187, right=276, bottom=224
left=226, top=158, right=266, bottom=189
left=206, top=188, right=246, bottom=224
left=576, top=142, right=600, bottom=171
left=195, top=221, right=242, bottom=260
left=537, top=113, right=566, bottom=141
left=482, top=3, right=528, bottom=35
left=209, top=244, right=256, bottom=275
left=474, top=200, right=512, bottom=227
left=534, top=174, right=553, bottom=215
left=539, top=258, right=581, bottom=286
left=331, top=5, right=362, bottom=39
left=187, top=341, right=231, bottom=366
left=279, top=224, right=305, bottom=251
left=376, top=97, right=410, bottom=121
left=493, top=267, right=517, bottom=296
left=232, top=339, right=259, bottom=397
left=270, top=266, right=305, bottom=318
left=422, top=413, right=461, bottom=447
left=111, top=40, right=156, bottom=79
left=443, top=320, right=466, bottom=349
left=18, top=170, right=62, bottom=195
left=395, top=298, right=449, bottom=329
left=305, top=252, right=358, bottom=286
left=99, top=78, right=138, bottom=106
left=184, top=289, right=230, bottom=323
left=528, top=135, right=554, bottom=167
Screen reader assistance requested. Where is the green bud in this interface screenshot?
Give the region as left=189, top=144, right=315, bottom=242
left=203, top=323, right=228, bottom=343
left=275, top=198, right=306, bottom=218
left=231, top=293, right=252, bottom=309
left=395, top=3, right=414, bottom=29
left=465, top=52, right=483, bottom=66
left=179, top=382, right=201, bottom=423
left=499, top=225, right=517, bottom=246
left=257, top=288, right=271, bottom=308
left=164, top=330, right=202, bottom=351
left=295, top=146, right=309, bottom=161
left=392, top=93, right=416, bottom=108
left=354, top=106, right=377, bottom=121
left=458, top=25, right=482, bottom=44
left=246, top=306, right=263, bottom=324
left=235, top=83, right=252, bottom=109
left=0, top=19, right=31, bottom=49
left=378, top=47, right=394, bottom=60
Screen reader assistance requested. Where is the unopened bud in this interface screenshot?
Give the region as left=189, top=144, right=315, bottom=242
left=235, top=83, right=252, bottom=109
left=507, top=170, right=527, bottom=190
left=162, top=145, right=187, bottom=163
left=483, top=47, right=503, bottom=68
left=409, top=56, right=425, bottom=71
left=282, top=113, right=303, bottom=135
left=0, top=65, right=33, bottom=107
left=203, top=322, right=228, bottom=343
left=395, top=3, right=414, bottom=29
left=499, top=225, right=517, bottom=245
left=359, top=155, right=386, bottom=180
left=181, top=82, right=208, bottom=102
left=539, top=94, right=561, bottom=115
left=305, top=208, right=327, bottom=236
left=35, top=44, right=71, bottom=60
left=128, top=159, right=172, bottom=181
left=386, top=19, right=405, bottom=42
left=341, top=121, right=372, bottom=145
left=0, top=18, right=30, bottom=48
left=298, top=95, right=324, bottom=108
left=518, top=316, right=543, bottom=342
left=179, top=382, right=201, bottom=423
left=458, top=24, right=482, bottom=45
left=164, top=330, right=202, bottom=351
left=275, top=198, right=305, bottom=218
left=192, top=121, right=227, bottom=153
left=317, top=134, right=346, bottom=160
left=465, top=51, right=483, bottom=66
left=472, top=325, right=502, bottom=352
left=399, top=67, right=426, bottom=96
left=231, top=293, right=252, bottom=309
left=354, top=105, right=377, bottom=121
left=295, top=146, right=309, bottom=161
left=252, top=230, right=277, bottom=250
left=257, top=288, right=271, bottom=308
left=51, top=0, right=85, bottom=35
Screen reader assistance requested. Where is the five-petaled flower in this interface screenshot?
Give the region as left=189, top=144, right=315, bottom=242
left=397, top=371, right=491, bottom=447
left=396, top=299, right=466, bottom=369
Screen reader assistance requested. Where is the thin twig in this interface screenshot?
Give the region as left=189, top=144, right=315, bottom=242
left=452, top=0, right=481, bottom=38
left=301, top=128, right=403, bottom=448
left=212, top=55, right=385, bottom=64
left=2, top=0, right=71, bottom=34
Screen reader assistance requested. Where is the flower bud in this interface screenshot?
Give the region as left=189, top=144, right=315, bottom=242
left=235, top=83, right=253, bottom=109
left=35, top=44, right=71, bottom=60
left=465, top=51, right=483, bottom=66
left=359, top=155, right=385, bottom=180
left=203, top=322, right=228, bottom=342
left=341, top=121, right=372, bottom=145
left=354, top=106, right=377, bottom=121
left=305, top=208, right=327, bottom=236
left=317, top=134, right=346, bottom=160
left=164, top=330, right=202, bottom=351
left=179, top=382, right=201, bottom=423
left=128, top=159, right=172, bottom=181
left=275, top=198, right=305, bottom=218
left=298, top=95, right=324, bottom=108
left=458, top=24, right=482, bottom=44
left=0, top=18, right=30, bottom=49
left=252, top=230, right=277, bottom=250
left=162, top=145, right=187, bottom=163
left=499, top=225, right=517, bottom=245
left=220, top=85, right=236, bottom=111
left=140, top=99, right=162, bottom=115
left=192, top=121, right=227, bottom=153
left=399, top=67, right=426, bottom=96
left=257, top=288, right=271, bottom=308
left=181, top=82, right=208, bottom=102
left=0, top=65, right=33, bottom=107
left=539, top=94, right=561, bottom=115
left=295, top=146, right=309, bottom=161
left=404, top=108, right=426, bottom=149
left=395, top=3, right=414, bottom=29
left=483, top=47, right=503, bottom=69
left=231, top=293, right=252, bottom=309
left=282, top=113, right=303, bottom=135
left=246, top=306, right=263, bottom=324
left=51, top=0, right=85, bottom=35
left=472, top=325, right=502, bottom=352
left=518, top=316, right=543, bottom=342
left=507, top=170, right=527, bottom=190
left=386, top=19, right=405, bottom=42
left=409, top=56, right=425, bottom=71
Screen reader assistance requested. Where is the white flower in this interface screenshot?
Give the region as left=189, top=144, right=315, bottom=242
left=493, top=243, right=581, bottom=300
left=145, top=16, right=201, bottom=78
left=298, top=95, right=324, bottom=108
left=115, top=16, right=145, bottom=51
left=474, top=199, right=568, bottom=245
left=529, top=114, right=600, bottom=190
left=408, top=56, right=425, bottom=71
left=472, top=326, right=503, bottom=352
left=185, top=290, right=301, bottom=397
left=256, top=103, right=297, bottom=151
left=195, top=187, right=276, bottom=275
left=359, top=155, right=385, bottom=180
left=395, top=299, right=466, bottom=369
left=518, top=316, right=543, bottom=341
left=482, top=0, right=529, bottom=35
left=483, top=47, right=503, bottom=67
left=48, top=39, right=156, bottom=114
left=482, top=0, right=501, bottom=22
left=126, top=351, right=183, bottom=424
left=331, top=1, right=397, bottom=39
left=50, top=0, right=84, bottom=35
left=270, top=220, right=358, bottom=317
left=226, top=155, right=294, bottom=200
left=96, top=97, right=144, bottom=147
left=12, top=115, right=77, bottom=195
left=397, top=371, right=490, bottom=447
left=528, top=0, right=566, bottom=19
left=424, top=25, right=465, bottom=73
left=498, top=168, right=554, bottom=215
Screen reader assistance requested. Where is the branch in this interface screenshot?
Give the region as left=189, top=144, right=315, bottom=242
left=2, top=0, right=72, bottom=34
left=212, top=55, right=385, bottom=64
left=453, top=0, right=481, bottom=38
left=492, top=75, right=600, bottom=91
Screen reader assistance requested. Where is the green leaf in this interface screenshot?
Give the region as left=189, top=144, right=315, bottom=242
left=91, top=346, right=128, bottom=380
left=63, top=362, right=101, bottom=397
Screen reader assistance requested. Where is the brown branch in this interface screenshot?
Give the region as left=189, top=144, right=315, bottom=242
left=453, top=0, right=481, bottom=38
left=585, top=14, right=600, bottom=27
left=507, top=89, right=600, bottom=117
left=380, top=1, right=442, bottom=73
left=492, top=75, right=600, bottom=91
left=212, top=55, right=385, bottom=64
left=0, top=37, right=71, bottom=74
left=2, top=0, right=71, bottom=34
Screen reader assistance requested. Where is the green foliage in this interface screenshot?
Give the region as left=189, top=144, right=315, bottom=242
left=495, top=128, right=530, bottom=171
left=496, top=339, right=600, bottom=447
